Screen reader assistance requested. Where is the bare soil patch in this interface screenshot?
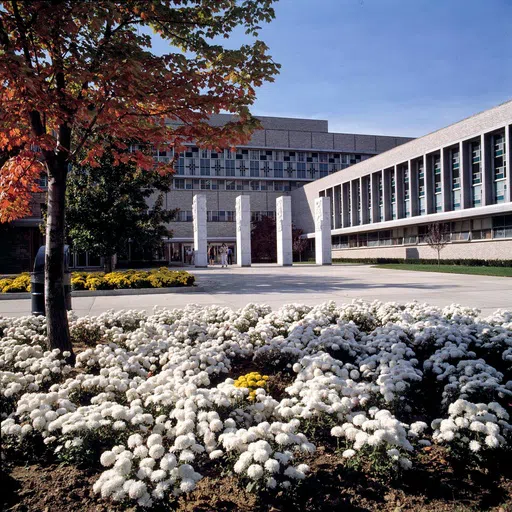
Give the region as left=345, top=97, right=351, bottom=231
left=3, top=445, right=511, bottom=512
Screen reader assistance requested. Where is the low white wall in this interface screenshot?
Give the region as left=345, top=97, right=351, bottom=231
left=332, top=239, right=512, bottom=261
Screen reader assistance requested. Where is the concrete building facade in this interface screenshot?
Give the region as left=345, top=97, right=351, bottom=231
left=147, top=114, right=412, bottom=264
left=291, top=101, right=512, bottom=261
left=3, top=115, right=411, bottom=272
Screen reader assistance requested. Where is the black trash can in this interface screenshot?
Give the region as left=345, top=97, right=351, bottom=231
left=31, top=245, right=72, bottom=316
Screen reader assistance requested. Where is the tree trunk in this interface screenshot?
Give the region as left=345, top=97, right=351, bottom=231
left=104, top=255, right=113, bottom=273
left=437, top=249, right=441, bottom=266
left=45, top=158, right=74, bottom=361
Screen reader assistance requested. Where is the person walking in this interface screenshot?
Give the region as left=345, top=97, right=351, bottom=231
left=208, top=245, right=215, bottom=266
left=227, top=246, right=233, bottom=265
left=219, top=243, right=228, bottom=268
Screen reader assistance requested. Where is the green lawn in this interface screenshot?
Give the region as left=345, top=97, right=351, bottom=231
left=373, top=263, right=512, bottom=277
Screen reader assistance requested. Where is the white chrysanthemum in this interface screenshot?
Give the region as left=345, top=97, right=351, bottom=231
left=100, top=451, right=116, bottom=467
left=469, top=440, right=481, bottom=452
left=342, top=449, right=356, bottom=459
left=149, top=444, right=165, bottom=459
left=128, top=481, right=147, bottom=499
left=147, top=433, right=163, bottom=447
left=247, top=464, right=264, bottom=479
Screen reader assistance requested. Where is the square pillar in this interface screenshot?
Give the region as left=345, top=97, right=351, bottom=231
left=460, top=141, right=471, bottom=209
left=236, top=195, right=251, bottom=267
left=342, top=182, right=350, bottom=227
left=395, top=165, right=404, bottom=219
left=193, top=194, right=208, bottom=267
left=276, top=196, right=292, bottom=266
left=314, top=197, right=332, bottom=265
left=409, top=159, right=419, bottom=216
left=360, top=176, right=369, bottom=224
left=425, top=154, right=435, bottom=214
left=441, top=147, right=452, bottom=211
left=350, top=180, right=359, bottom=226
left=383, top=168, right=392, bottom=221
left=333, top=185, right=342, bottom=229
left=370, top=172, right=380, bottom=223
left=505, top=125, right=511, bottom=203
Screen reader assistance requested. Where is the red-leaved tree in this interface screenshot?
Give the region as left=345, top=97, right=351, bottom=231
left=0, top=0, right=279, bottom=358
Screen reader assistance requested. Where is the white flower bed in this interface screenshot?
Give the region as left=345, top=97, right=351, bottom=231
left=1, top=301, right=511, bottom=508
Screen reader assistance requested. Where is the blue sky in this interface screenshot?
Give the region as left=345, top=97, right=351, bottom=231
left=150, top=0, right=512, bottom=138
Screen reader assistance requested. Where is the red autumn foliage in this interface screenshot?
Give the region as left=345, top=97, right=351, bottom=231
left=0, top=0, right=280, bottom=222
left=0, top=0, right=279, bottom=355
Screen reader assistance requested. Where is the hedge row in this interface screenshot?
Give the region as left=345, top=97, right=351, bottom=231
left=0, top=268, right=195, bottom=293
left=329, top=258, right=512, bottom=267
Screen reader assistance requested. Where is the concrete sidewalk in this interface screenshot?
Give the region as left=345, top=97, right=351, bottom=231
left=2, top=264, right=511, bottom=318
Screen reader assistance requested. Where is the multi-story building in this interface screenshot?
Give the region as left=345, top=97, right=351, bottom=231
left=291, top=100, right=512, bottom=261
left=1, top=114, right=412, bottom=272
left=151, top=114, right=412, bottom=263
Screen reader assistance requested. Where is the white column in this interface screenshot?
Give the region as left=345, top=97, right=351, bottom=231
left=506, top=125, right=511, bottom=203
left=276, top=196, right=292, bottom=266
left=383, top=168, right=392, bottom=220
left=193, top=194, right=208, bottom=267
left=370, top=172, right=380, bottom=222
left=314, top=196, right=332, bottom=266
left=236, top=195, right=251, bottom=267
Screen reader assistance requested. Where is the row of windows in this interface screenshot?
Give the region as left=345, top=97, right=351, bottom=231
left=331, top=215, right=512, bottom=249
left=175, top=210, right=276, bottom=223
left=173, top=158, right=345, bottom=179
left=322, top=130, right=508, bottom=227
left=173, top=179, right=305, bottom=192
left=149, top=145, right=369, bottom=163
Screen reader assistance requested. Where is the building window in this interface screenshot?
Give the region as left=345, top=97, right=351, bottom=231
left=274, top=161, right=283, bottom=178
left=176, top=157, right=185, bottom=175
left=200, top=159, right=210, bottom=176
left=213, top=160, right=223, bottom=176
left=492, top=214, right=512, bottom=239
left=250, top=160, right=259, bottom=177
left=472, top=184, right=482, bottom=207
left=37, top=174, right=49, bottom=188
left=433, top=154, right=442, bottom=212
left=470, top=139, right=482, bottom=207
left=417, top=159, right=425, bottom=215
left=451, top=148, right=461, bottom=210
left=493, top=132, right=506, bottom=204
left=225, top=160, right=235, bottom=176
left=177, top=210, right=193, bottom=222
left=390, top=173, right=396, bottom=220
left=186, top=159, right=197, bottom=175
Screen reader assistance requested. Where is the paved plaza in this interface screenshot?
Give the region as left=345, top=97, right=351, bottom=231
left=1, top=264, right=511, bottom=318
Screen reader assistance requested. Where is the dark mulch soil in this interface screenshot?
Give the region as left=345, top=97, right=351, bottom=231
left=2, top=444, right=511, bottom=512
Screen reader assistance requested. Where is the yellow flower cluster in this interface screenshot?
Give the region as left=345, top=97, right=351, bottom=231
left=234, top=372, right=270, bottom=401
left=0, top=273, right=31, bottom=293
left=71, top=268, right=195, bottom=291
left=1, top=268, right=195, bottom=293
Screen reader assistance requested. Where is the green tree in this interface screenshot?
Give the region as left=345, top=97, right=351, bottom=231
left=66, top=151, right=176, bottom=273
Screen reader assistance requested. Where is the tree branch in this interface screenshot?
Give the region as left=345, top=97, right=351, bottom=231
left=11, top=0, right=33, bottom=68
